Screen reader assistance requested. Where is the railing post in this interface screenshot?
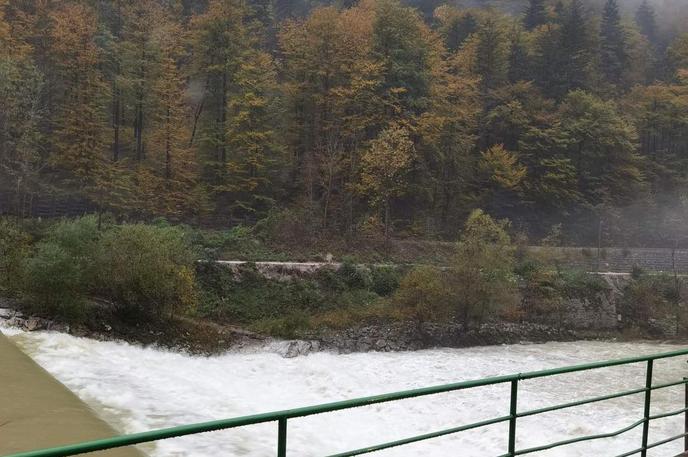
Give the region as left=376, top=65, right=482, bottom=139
left=684, top=377, right=688, bottom=451
left=641, top=360, right=653, bottom=457
left=508, top=379, right=518, bottom=457
left=278, top=418, right=287, bottom=457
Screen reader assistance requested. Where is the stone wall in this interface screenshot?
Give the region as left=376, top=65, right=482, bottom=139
left=530, top=246, right=688, bottom=273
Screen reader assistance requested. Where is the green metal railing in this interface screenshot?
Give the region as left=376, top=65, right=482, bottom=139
left=6, top=347, right=688, bottom=457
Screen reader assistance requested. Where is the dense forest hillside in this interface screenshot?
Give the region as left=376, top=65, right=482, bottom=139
left=2, top=0, right=688, bottom=246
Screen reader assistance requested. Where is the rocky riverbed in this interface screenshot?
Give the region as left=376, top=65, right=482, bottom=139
left=0, top=301, right=665, bottom=359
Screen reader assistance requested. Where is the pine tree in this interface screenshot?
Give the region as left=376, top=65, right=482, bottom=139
left=434, top=6, right=478, bottom=53
left=142, top=8, right=200, bottom=219
left=475, top=14, right=509, bottom=92
left=555, top=0, right=591, bottom=98
left=372, top=0, right=433, bottom=114
left=225, top=51, right=282, bottom=218
left=523, top=0, right=547, bottom=31
left=635, top=0, right=657, bottom=45
left=48, top=3, right=110, bottom=196
left=508, top=28, right=531, bottom=83
left=0, top=58, right=44, bottom=216
left=190, top=0, right=252, bottom=214
left=599, top=0, right=628, bottom=87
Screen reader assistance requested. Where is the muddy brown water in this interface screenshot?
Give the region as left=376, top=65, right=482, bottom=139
left=0, top=333, right=144, bottom=456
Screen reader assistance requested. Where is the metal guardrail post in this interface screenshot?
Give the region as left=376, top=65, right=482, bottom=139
left=278, top=418, right=287, bottom=457
left=684, top=377, right=688, bottom=452
left=641, top=360, right=654, bottom=457
left=508, top=380, right=518, bottom=456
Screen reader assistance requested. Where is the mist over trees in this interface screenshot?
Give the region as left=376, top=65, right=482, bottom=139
left=2, top=0, right=688, bottom=246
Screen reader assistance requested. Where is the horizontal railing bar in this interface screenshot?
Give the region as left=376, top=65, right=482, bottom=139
left=518, top=387, right=646, bottom=418
left=615, top=432, right=688, bottom=457
left=649, top=406, right=688, bottom=422
left=513, top=418, right=646, bottom=455
left=514, top=401, right=688, bottom=457
left=325, top=415, right=512, bottom=457
left=7, top=347, right=688, bottom=457
left=518, top=378, right=688, bottom=418
left=330, top=380, right=688, bottom=457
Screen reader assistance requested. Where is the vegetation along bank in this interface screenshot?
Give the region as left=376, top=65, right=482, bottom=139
left=2, top=213, right=687, bottom=355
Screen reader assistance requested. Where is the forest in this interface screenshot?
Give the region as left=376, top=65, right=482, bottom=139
left=2, top=0, right=688, bottom=246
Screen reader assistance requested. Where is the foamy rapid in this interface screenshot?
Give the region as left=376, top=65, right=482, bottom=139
left=4, top=326, right=688, bottom=456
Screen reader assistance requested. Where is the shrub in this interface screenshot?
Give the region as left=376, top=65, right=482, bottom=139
left=621, top=274, right=679, bottom=325
left=19, top=217, right=102, bottom=319
left=338, top=258, right=372, bottom=289
left=557, top=269, right=608, bottom=300
left=393, top=266, right=451, bottom=324
left=254, top=206, right=318, bottom=244
left=22, top=242, right=86, bottom=320
left=631, top=264, right=645, bottom=280
left=251, top=310, right=312, bottom=339
left=45, top=216, right=101, bottom=259
left=370, top=266, right=401, bottom=296
left=0, top=220, right=31, bottom=293
left=96, top=224, right=197, bottom=316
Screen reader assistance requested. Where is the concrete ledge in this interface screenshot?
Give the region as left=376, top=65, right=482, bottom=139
left=0, top=332, right=144, bottom=456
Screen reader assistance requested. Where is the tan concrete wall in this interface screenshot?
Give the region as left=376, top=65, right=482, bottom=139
left=0, top=333, right=145, bottom=456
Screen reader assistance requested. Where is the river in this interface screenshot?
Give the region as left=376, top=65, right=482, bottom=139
left=3, top=325, right=688, bottom=457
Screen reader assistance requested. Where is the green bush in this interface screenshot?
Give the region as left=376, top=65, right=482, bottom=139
left=338, top=258, right=372, bottom=289
left=23, top=242, right=86, bottom=320
left=251, top=310, right=312, bottom=339
left=96, top=224, right=197, bottom=316
left=557, top=269, right=608, bottom=300
left=370, top=266, right=401, bottom=296
left=19, top=217, right=102, bottom=319
left=393, top=265, right=451, bottom=323
left=621, top=274, right=680, bottom=325
left=0, top=220, right=30, bottom=293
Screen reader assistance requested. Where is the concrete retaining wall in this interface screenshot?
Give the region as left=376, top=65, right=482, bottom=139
left=0, top=332, right=144, bottom=456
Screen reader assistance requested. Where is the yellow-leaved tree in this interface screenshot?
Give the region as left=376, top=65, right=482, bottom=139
left=358, top=123, right=415, bottom=239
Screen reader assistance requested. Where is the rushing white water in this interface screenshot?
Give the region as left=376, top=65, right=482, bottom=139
left=3, top=326, right=688, bottom=457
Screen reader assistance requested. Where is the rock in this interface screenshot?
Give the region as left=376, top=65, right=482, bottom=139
left=49, top=322, right=70, bottom=334
left=0, top=308, right=13, bottom=319
left=282, top=340, right=319, bottom=358
left=356, top=341, right=371, bottom=352
left=24, top=317, right=48, bottom=331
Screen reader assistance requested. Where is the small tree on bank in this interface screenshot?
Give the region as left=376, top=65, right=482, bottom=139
left=450, top=209, right=520, bottom=328
left=393, top=209, right=520, bottom=330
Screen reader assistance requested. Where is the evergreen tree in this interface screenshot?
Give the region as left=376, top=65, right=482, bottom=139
left=556, top=90, right=643, bottom=206
left=557, top=0, right=591, bottom=97
left=523, top=0, right=547, bottom=31
left=225, top=51, right=283, bottom=218
left=190, top=0, right=251, bottom=213
left=508, top=28, right=531, bottom=83
left=635, top=0, right=657, bottom=45
left=475, top=14, right=509, bottom=92
left=599, top=0, right=628, bottom=87
left=48, top=3, right=110, bottom=194
left=434, top=6, right=478, bottom=53
left=372, top=0, right=433, bottom=113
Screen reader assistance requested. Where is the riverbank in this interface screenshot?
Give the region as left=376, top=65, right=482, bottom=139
left=1, top=303, right=673, bottom=358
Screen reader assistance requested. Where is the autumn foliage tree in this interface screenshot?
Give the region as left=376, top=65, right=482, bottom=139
left=358, top=123, right=415, bottom=238
left=2, top=0, right=688, bottom=246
